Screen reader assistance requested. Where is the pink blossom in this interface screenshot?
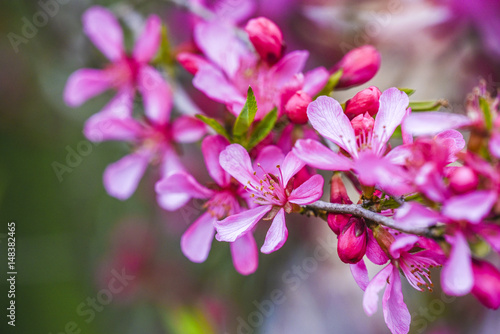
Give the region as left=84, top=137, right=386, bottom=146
left=337, top=217, right=367, bottom=264
left=344, top=86, right=382, bottom=119
left=471, top=259, right=500, bottom=309
left=215, top=144, right=324, bottom=253
left=245, top=17, right=284, bottom=64
left=155, top=135, right=258, bottom=275
left=330, top=45, right=381, bottom=89
left=64, top=6, right=170, bottom=125
left=283, top=90, right=311, bottom=124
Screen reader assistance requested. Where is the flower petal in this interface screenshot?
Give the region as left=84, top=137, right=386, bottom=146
left=389, top=235, right=420, bottom=259
left=382, top=266, right=411, bottom=334
left=202, top=135, right=231, bottom=187
left=155, top=172, right=214, bottom=202
left=435, top=129, right=466, bottom=164
left=159, top=144, right=185, bottom=178
left=133, top=15, right=162, bottom=63
left=293, top=139, right=353, bottom=171
left=366, top=229, right=389, bottom=265
left=64, top=68, right=113, bottom=107
left=103, top=150, right=151, bottom=200
left=394, top=202, right=442, bottom=229
left=372, top=88, right=409, bottom=156
left=261, top=208, right=288, bottom=254
left=442, top=190, right=497, bottom=224
left=230, top=233, right=259, bottom=275
left=303, top=66, right=330, bottom=96
left=82, top=6, right=124, bottom=61
left=307, top=96, right=358, bottom=157
left=253, top=145, right=285, bottom=177
left=156, top=192, right=190, bottom=211
left=219, top=144, right=259, bottom=186
left=269, top=50, right=309, bottom=88
left=403, top=112, right=472, bottom=136
left=172, top=116, right=207, bottom=143
left=181, top=212, right=216, bottom=263
left=350, top=260, right=369, bottom=291
left=489, top=132, right=500, bottom=159
left=363, top=264, right=392, bottom=315
left=215, top=205, right=272, bottom=242
left=137, top=66, right=173, bottom=125
left=288, top=174, right=324, bottom=205
left=280, top=151, right=306, bottom=186
left=441, top=232, right=473, bottom=296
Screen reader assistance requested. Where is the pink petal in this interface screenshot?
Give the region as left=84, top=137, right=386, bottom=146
left=215, top=205, right=272, bottom=242
left=137, top=66, right=173, bottom=125
left=202, top=135, right=231, bottom=187
left=293, top=139, right=353, bottom=171
left=193, top=66, right=246, bottom=116
left=442, top=190, right=497, bottom=224
left=64, top=68, right=113, bottom=107
left=82, top=6, right=124, bottom=61
left=350, top=260, right=369, bottom=291
left=363, top=264, right=392, bottom=316
left=103, top=150, right=151, bottom=200
left=269, top=50, right=309, bottom=88
left=261, top=208, right=288, bottom=253
left=366, top=229, right=389, bottom=265
left=155, top=172, right=214, bottom=201
left=372, top=88, right=409, bottom=156
left=253, top=145, right=285, bottom=177
left=435, top=129, right=466, bottom=164
left=384, top=145, right=413, bottom=165
left=219, top=144, right=259, bottom=186
left=394, top=202, right=442, bottom=229
left=280, top=151, right=306, bottom=186
left=212, top=0, right=255, bottom=23
left=230, top=233, right=259, bottom=275
left=288, top=174, right=324, bottom=205
left=389, top=235, right=420, bottom=259
left=302, top=67, right=330, bottom=96
left=403, top=112, right=472, bottom=136
left=441, top=232, right=473, bottom=296
left=474, top=224, right=500, bottom=254
left=181, top=213, right=216, bottom=263
left=159, top=144, right=185, bottom=178
left=133, top=15, right=162, bottom=63
left=156, top=192, right=190, bottom=211
left=489, top=132, right=500, bottom=158
left=172, top=115, right=207, bottom=143
left=382, top=266, right=411, bottom=334
left=307, top=96, right=358, bottom=157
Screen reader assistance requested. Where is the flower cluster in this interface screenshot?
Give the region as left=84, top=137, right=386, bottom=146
left=66, top=5, right=500, bottom=334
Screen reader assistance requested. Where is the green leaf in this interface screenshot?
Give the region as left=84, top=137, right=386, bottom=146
left=196, top=114, right=230, bottom=139
left=398, top=88, right=416, bottom=96
left=233, top=87, right=258, bottom=136
left=479, top=96, right=493, bottom=130
left=409, top=100, right=448, bottom=111
left=315, top=69, right=343, bottom=98
left=247, top=108, right=278, bottom=149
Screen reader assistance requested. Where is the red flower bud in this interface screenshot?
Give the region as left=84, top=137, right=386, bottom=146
left=449, top=166, right=478, bottom=195
left=177, top=52, right=209, bottom=75
left=327, top=174, right=352, bottom=234
left=331, top=45, right=381, bottom=89
left=245, top=17, right=284, bottom=64
left=337, top=217, right=367, bottom=264
left=285, top=90, right=311, bottom=124
left=350, top=112, right=375, bottom=137
left=345, top=86, right=382, bottom=119
left=471, top=259, right=500, bottom=309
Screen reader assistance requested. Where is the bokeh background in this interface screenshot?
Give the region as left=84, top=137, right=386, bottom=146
left=1, top=0, right=500, bottom=333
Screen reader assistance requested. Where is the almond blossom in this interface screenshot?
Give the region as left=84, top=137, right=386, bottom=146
left=214, top=144, right=324, bottom=253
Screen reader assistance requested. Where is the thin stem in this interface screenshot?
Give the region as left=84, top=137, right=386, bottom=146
left=303, top=200, right=442, bottom=238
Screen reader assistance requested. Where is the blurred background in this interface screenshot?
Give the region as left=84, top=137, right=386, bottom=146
left=1, top=0, right=500, bottom=333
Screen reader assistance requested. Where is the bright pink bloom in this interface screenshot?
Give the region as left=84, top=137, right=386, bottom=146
left=155, top=136, right=258, bottom=275
left=344, top=86, right=382, bottom=119
left=245, top=17, right=284, bottom=64
left=215, top=144, right=324, bottom=253
left=471, top=259, right=500, bottom=309
left=337, top=217, right=367, bottom=264
left=284, top=90, right=311, bottom=124
left=327, top=173, right=352, bottom=234
left=64, top=6, right=169, bottom=124
left=331, top=45, right=381, bottom=89
left=293, top=87, right=412, bottom=195
left=448, top=166, right=479, bottom=194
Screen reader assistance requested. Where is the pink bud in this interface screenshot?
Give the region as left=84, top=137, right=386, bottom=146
left=331, top=45, right=381, bottom=89
left=177, top=52, right=210, bottom=75
left=285, top=90, right=312, bottom=124
left=448, top=166, right=478, bottom=194
left=337, top=217, right=367, bottom=264
left=345, top=86, right=382, bottom=119
left=245, top=17, right=284, bottom=64
left=471, top=259, right=500, bottom=309
left=350, top=112, right=374, bottom=136
left=328, top=174, right=352, bottom=235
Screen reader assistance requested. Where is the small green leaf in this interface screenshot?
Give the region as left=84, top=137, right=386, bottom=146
left=398, top=88, right=416, bottom=96
left=247, top=108, right=278, bottom=149
left=315, top=69, right=343, bottom=98
left=233, top=87, right=258, bottom=136
left=409, top=100, right=448, bottom=111
left=479, top=96, right=493, bottom=130
left=196, top=114, right=230, bottom=139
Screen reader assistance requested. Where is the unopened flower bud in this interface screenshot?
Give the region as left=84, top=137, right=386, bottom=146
left=449, top=167, right=478, bottom=194
left=351, top=112, right=375, bottom=136
left=471, top=259, right=500, bottom=309
left=331, top=45, right=381, bottom=89
left=177, top=52, right=210, bottom=75
left=285, top=90, right=312, bottom=124
left=337, top=217, right=367, bottom=264
left=345, top=86, right=382, bottom=119
left=328, top=174, right=352, bottom=234
left=245, top=17, right=284, bottom=64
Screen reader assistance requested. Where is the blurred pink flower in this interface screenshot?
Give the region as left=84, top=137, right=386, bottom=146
left=330, top=45, right=381, bottom=89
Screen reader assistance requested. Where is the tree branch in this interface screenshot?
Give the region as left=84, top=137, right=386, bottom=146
left=303, top=200, right=442, bottom=238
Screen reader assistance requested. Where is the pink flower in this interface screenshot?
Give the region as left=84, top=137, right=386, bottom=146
left=64, top=6, right=170, bottom=124
left=471, top=259, right=500, bottom=309
left=283, top=90, right=311, bottom=124
left=155, top=136, right=258, bottom=275
left=330, top=45, right=381, bottom=89
left=84, top=90, right=206, bottom=201
left=214, top=144, right=324, bottom=253
left=245, top=17, right=284, bottom=64
left=337, top=217, right=367, bottom=264
left=293, top=87, right=412, bottom=195
left=344, top=86, right=382, bottom=119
